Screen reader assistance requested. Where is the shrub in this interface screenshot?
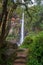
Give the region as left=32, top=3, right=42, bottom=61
left=20, top=31, right=43, bottom=65
left=20, top=34, right=36, bottom=48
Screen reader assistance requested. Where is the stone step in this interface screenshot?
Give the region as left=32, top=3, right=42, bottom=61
left=16, top=48, right=27, bottom=52
left=16, top=49, right=28, bottom=55
left=17, top=53, right=27, bottom=57
left=14, top=62, right=26, bottom=64
left=14, top=59, right=26, bottom=63
left=16, top=56, right=26, bottom=59
left=13, top=48, right=28, bottom=65
left=13, top=63, right=25, bottom=65
left=16, top=48, right=28, bottom=52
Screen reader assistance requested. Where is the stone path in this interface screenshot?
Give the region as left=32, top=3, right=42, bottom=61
left=13, top=48, right=28, bottom=65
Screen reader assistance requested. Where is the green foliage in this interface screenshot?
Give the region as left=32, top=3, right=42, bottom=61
left=20, top=33, right=36, bottom=48
left=36, top=0, right=41, bottom=5
left=6, top=34, right=15, bottom=40
left=24, top=5, right=43, bottom=34
left=0, top=0, right=43, bottom=65
left=20, top=31, right=43, bottom=65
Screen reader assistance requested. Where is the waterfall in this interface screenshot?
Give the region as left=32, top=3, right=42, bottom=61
left=20, top=12, right=24, bottom=44
left=18, top=0, right=24, bottom=46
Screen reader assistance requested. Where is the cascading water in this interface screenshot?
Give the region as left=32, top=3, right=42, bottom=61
left=20, top=12, right=24, bottom=45
left=18, top=0, right=24, bottom=46
left=18, top=0, right=36, bottom=46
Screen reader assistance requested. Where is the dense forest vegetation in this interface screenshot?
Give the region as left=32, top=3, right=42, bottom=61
left=0, top=0, right=43, bottom=65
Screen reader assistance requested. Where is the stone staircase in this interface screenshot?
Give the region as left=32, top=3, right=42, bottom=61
left=13, top=48, right=28, bottom=65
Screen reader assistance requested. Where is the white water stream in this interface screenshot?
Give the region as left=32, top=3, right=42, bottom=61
left=19, top=0, right=36, bottom=46
left=20, top=12, right=24, bottom=45
left=18, top=0, right=25, bottom=46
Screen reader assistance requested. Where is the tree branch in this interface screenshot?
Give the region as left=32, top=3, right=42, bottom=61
left=13, top=2, right=32, bottom=21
